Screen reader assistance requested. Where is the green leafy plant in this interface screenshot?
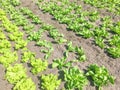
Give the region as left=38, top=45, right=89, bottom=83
left=8, top=31, right=24, bottom=41
left=75, top=46, right=86, bottom=61
left=94, top=27, right=109, bottom=38
left=21, top=51, right=35, bottom=63
left=20, top=7, right=32, bottom=15
left=49, top=29, right=66, bottom=44
left=30, top=58, right=48, bottom=74
left=106, top=47, right=120, bottom=58
left=0, top=39, right=11, bottom=49
left=94, top=37, right=105, bottom=49
left=41, top=74, right=61, bottom=90
left=5, top=64, right=27, bottom=84
left=15, top=39, right=28, bottom=50
left=30, top=14, right=42, bottom=24
left=28, top=31, right=41, bottom=41
left=77, top=28, right=93, bottom=39
left=86, top=64, right=115, bottom=90
left=64, top=67, right=88, bottom=90
left=52, top=57, right=72, bottom=70
left=36, top=40, right=54, bottom=59
left=108, top=35, right=120, bottom=47
left=10, top=0, right=21, bottom=6
left=23, top=24, right=34, bottom=33
left=0, top=51, right=18, bottom=68
left=13, top=78, right=36, bottom=90
left=110, top=22, right=120, bottom=35
left=66, top=41, right=75, bottom=52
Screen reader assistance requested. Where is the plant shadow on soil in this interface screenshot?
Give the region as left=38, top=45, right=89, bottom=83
left=37, top=76, right=42, bottom=90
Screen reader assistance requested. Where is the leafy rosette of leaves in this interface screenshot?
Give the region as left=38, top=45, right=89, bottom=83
left=28, top=31, right=42, bottom=41
left=106, top=46, right=120, bottom=58
left=8, top=31, right=24, bottom=41
left=52, top=57, right=72, bottom=70
left=64, top=67, right=88, bottom=90
left=13, top=78, right=36, bottom=90
left=0, top=39, right=11, bottom=49
left=86, top=64, right=115, bottom=90
left=15, top=39, right=28, bottom=50
left=21, top=51, right=35, bottom=63
left=5, top=64, right=27, bottom=84
left=75, top=46, right=87, bottom=61
left=10, top=0, right=21, bottom=6
left=30, top=58, right=48, bottom=75
left=0, top=51, right=18, bottom=68
left=41, top=74, right=61, bottom=90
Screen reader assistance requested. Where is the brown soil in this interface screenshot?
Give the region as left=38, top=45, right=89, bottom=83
left=0, top=0, right=120, bottom=90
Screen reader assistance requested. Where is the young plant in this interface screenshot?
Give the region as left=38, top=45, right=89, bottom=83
left=5, top=64, right=27, bottom=84
left=28, top=31, right=41, bottom=41
left=86, top=64, right=115, bottom=90
left=30, top=58, right=48, bottom=75
left=75, top=46, right=86, bottom=61
left=64, top=67, right=88, bottom=90
left=52, top=57, right=72, bottom=70
left=10, top=0, right=21, bottom=6
left=94, top=27, right=109, bottom=38
left=108, top=35, right=120, bottom=47
left=8, top=31, right=24, bottom=41
left=23, top=24, right=34, bottom=33
left=0, top=51, right=18, bottom=68
left=106, top=47, right=120, bottom=58
left=15, top=39, right=28, bottom=50
left=77, top=28, right=93, bottom=38
left=30, top=14, right=42, bottom=24
left=110, top=22, right=120, bottom=35
left=36, top=40, right=54, bottom=59
left=41, top=74, right=61, bottom=90
left=13, top=78, right=36, bottom=90
left=94, top=37, right=105, bottom=49
left=21, top=51, right=35, bottom=63
left=0, top=39, right=11, bottom=49
left=66, top=41, right=75, bottom=52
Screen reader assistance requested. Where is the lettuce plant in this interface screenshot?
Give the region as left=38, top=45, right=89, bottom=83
left=52, top=57, right=72, bottom=70
left=108, top=35, right=120, bottom=47
left=64, top=67, right=88, bottom=90
left=86, top=64, right=115, bottom=90
left=15, top=39, right=28, bottom=50
left=36, top=40, right=54, bottom=59
left=10, top=0, right=21, bottom=6
left=30, top=58, right=48, bottom=74
left=0, top=51, right=18, bottom=68
left=13, top=78, right=36, bottom=90
left=110, top=22, right=120, bottom=35
left=5, top=64, right=27, bottom=84
left=21, top=51, right=35, bottom=63
left=0, top=39, right=11, bottom=49
left=28, top=31, right=41, bottom=41
left=95, top=37, right=105, bottom=49
left=66, top=41, right=75, bottom=52
left=75, top=46, right=86, bottom=61
left=41, top=74, right=61, bottom=90
left=77, top=28, right=93, bottom=38
left=8, top=31, right=24, bottom=41
left=23, top=24, right=34, bottom=33
left=107, top=47, right=120, bottom=58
